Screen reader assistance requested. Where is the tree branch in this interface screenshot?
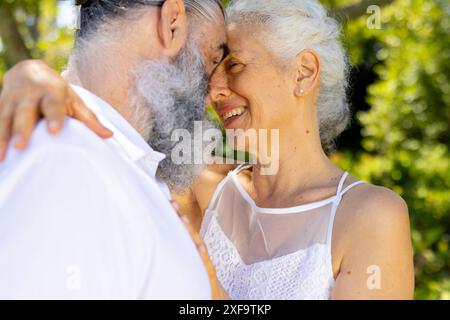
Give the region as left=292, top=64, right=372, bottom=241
left=0, top=3, right=32, bottom=67
left=333, top=0, right=394, bottom=22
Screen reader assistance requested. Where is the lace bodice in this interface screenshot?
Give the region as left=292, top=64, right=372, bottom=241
left=200, top=165, right=365, bottom=300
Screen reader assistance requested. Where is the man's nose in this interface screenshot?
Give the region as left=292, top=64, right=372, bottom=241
left=208, top=74, right=231, bottom=104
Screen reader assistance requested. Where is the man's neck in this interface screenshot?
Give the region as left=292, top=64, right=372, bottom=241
left=64, top=57, right=150, bottom=140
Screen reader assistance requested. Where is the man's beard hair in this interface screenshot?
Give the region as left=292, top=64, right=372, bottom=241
left=131, top=43, right=218, bottom=192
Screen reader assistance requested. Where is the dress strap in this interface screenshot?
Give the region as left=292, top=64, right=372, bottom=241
left=326, top=172, right=366, bottom=254
left=203, top=163, right=251, bottom=215
left=340, top=181, right=367, bottom=197
left=200, top=163, right=252, bottom=237
left=233, top=162, right=253, bottom=175
left=335, top=171, right=349, bottom=196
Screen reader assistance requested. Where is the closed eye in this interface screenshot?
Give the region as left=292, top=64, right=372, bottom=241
left=227, top=61, right=245, bottom=72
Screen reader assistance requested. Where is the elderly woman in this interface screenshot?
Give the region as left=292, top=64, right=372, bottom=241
left=0, top=0, right=414, bottom=299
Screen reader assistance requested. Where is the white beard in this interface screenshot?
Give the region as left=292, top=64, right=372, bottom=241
left=131, top=43, right=217, bottom=192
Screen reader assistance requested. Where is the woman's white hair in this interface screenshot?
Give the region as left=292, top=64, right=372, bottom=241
left=227, top=0, right=351, bottom=153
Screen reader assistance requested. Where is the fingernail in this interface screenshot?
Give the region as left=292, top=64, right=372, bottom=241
left=94, top=122, right=112, bottom=136
left=48, top=120, right=60, bottom=134
left=104, top=128, right=113, bottom=137
left=13, top=135, right=25, bottom=149
left=101, top=125, right=112, bottom=133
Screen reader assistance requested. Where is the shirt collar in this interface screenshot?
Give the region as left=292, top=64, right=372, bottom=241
left=70, top=85, right=166, bottom=177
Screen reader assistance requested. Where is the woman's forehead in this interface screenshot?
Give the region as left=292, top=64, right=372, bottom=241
left=226, top=21, right=263, bottom=44
left=225, top=26, right=266, bottom=57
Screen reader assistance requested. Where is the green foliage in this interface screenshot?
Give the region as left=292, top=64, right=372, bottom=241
left=334, top=0, right=450, bottom=299
left=0, top=0, right=74, bottom=86
left=0, top=0, right=448, bottom=299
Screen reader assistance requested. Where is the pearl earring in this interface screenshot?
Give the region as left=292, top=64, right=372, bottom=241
left=299, top=88, right=305, bottom=94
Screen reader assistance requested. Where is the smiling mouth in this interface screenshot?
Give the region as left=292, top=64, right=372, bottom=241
left=221, top=107, right=247, bottom=122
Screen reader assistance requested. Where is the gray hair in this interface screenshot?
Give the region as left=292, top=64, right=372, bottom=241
left=132, top=41, right=216, bottom=191
left=76, top=0, right=225, bottom=39
left=227, top=0, right=351, bottom=153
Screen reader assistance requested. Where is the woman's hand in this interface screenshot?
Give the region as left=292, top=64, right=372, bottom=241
left=0, top=59, right=112, bottom=160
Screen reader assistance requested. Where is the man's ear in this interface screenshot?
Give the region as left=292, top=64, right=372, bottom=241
left=157, top=0, right=188, bottom=58
left=294, top=50, right=320, bottom=97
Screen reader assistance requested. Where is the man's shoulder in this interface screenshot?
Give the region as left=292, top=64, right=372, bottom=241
left=2, top=118, right=117, bottom=169
left=0, top=117, right=169, bottom=218
left=33, top=118, right=112, bottom=155
left=0, top=117, right=163, bottom=235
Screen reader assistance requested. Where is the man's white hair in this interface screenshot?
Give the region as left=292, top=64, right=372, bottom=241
left=185, top=0, right=226, bottom=23
left=69, top=0, right=224, bottom=93
left=227, top=0, right=350, bottom=153
left=76, top=0, right=224, bottom=39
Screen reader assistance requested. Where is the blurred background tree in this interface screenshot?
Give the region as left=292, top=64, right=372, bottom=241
left=0, top=0, right=74, bottom=85
left=0, top=0, right=448, bottom=299
left=333, top=0, right=450, bottom=299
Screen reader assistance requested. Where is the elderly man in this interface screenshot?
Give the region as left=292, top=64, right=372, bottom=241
left=0, top=0, right=228, bottom=299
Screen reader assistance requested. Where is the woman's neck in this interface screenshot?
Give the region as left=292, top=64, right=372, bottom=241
left=250, top=126, right=343, bottom=207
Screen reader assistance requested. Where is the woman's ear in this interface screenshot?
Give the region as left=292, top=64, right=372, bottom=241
left=294, top=50, right=320, bottom=97
left=157, top=0, right=188, bottom=58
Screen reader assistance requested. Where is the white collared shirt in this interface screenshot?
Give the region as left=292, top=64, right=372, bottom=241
left=0, top=85, right=211, bottom=299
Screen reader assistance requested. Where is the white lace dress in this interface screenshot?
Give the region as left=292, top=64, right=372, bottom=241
left=200, top=165, right=365, bottom=300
